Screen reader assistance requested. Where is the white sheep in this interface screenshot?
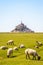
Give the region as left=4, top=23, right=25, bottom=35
left=0, top=46, right=8, bottom=50
left=36, top=41, right=42, bottom=47
left=7, top=48, right=13, bottom=58
left=19, top=44, right=25, bottom=48
left=13, top=46, right=18, bottom=50
left=25, top=48, right=41, bottom=60
left=7, top=40, right=14, bottom=45
left=34, top=46, right=39, bottom=48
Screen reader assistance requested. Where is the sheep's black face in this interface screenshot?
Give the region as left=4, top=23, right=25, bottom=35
left=7, top=55, right=9, bottom=58
left=38, top=56, right=41, bottom=60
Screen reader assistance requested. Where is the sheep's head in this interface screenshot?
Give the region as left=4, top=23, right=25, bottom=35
left=38, top=55, right=41, bottom=60
left=7, top=55, right=9, bottom=58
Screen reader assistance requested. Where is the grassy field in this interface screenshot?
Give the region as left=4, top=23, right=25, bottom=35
left=0, top=32, right=43, bottom=65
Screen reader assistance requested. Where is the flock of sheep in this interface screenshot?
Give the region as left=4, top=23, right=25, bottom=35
left=0, top=40, right=43, bottom=60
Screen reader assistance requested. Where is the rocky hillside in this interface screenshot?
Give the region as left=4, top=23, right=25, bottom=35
left=11, top=22, right=34, bottom=33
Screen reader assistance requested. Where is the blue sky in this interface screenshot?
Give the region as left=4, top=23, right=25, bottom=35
left=0, top=0, right=43, bottom=32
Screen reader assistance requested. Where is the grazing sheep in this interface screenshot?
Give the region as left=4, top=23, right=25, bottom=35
left=13, top=46, right=18, bottom=50
left=34, top=46, right=39, bottom=48
left=0, top=46, right=8, bottom=50
left=25, top=48, right=41, bottom=60
left=7, top=40, right=14, bottom=45
left=36, top=41, right=42, bottom=47
left=19, top=44, right=25, bottom=48
left=7, top=48, right=13, bottom=58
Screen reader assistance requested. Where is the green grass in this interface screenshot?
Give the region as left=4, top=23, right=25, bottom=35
left=0, top=32, right=43, bottom=65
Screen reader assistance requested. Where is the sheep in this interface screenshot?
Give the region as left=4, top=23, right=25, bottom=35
left=7, top=48, right=13, bottom=58
left=34, top=46, right=39, bottom=48
left=36, top=41, right=42, bottom=47
left=7, top=40, right=14, bottom=45
left=19, top=44, right=25, bottom=48
left=0, top=46, right=8, bottom=50
left=13, top=46, right=18, bottom=50
left=25, top=48, right=41, bottom=60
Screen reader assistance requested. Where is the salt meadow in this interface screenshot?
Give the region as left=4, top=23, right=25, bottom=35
left=0, top=33, right=43, bottom=65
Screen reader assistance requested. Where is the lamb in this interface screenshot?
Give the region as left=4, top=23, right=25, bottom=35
left=19, top=44, right=25, bottom=48
left=36, top=41, right=42, bottom=47
left=34, top=45, right=39, bottom=48
left=25, top=48, right=41, bottom=60
left=7, top=48, right=13, bottom=58
left=0, top=46, right=8, bottom=50
left=13, top=46, right=18, bottom=50
left=7, top=40, right=14, bottom=45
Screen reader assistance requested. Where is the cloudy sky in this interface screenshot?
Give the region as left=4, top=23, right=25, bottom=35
left=0, top=0, right=43, bottom=32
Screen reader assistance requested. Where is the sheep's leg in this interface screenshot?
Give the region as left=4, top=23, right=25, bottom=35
left=34, top=56, right=36, bottom=60
left=32, top=56, right=36, bottom=60
left=26, top=52, right=30, bottom=59
left=11, top=51, right=13, bottom=57
left=28, top=54, right=30, bottom=59
left=26, top=54, right=29, bottom=59
left=10, top=51, right=13, bottom=58
left=26, top=54, right=28, bottom=59
left=32, top=56, right=34, bottom=60
left=13, top=42, right=14, bottom=45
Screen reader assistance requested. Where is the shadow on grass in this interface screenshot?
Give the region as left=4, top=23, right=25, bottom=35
left=10, top=55, right=17, bottom=58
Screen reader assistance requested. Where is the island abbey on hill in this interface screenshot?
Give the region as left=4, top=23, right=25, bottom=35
left=11, top=22, right=34, bottom=33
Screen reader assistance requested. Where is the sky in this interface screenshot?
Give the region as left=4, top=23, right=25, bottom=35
left=0, top=0, right=43, bottom=32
